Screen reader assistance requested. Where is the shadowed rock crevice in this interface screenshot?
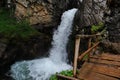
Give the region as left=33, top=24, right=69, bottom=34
left=0, top=35, right=51, bottom=74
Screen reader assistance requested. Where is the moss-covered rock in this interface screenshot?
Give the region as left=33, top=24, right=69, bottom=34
left=0, top=8, right=52, bottom=76
left=0, top=8, right=39, bottom=40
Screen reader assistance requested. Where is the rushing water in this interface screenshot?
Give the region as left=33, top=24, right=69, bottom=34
left=10, top=8, right=77, bottom=80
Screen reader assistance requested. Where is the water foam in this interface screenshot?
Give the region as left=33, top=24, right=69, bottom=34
left=10, top=8, right=77, bottom=80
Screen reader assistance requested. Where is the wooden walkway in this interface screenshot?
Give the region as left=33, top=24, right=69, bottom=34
left=57, top=34, right=120, bottom=80
left=77, top=53, right=120, bottom=80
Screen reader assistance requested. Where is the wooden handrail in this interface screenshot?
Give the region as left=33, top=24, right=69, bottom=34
left=78, top=42, right=100, bottom=61
left=76, top=33, right=101, bottom=38
left=57, top=74, right=79, bottom=80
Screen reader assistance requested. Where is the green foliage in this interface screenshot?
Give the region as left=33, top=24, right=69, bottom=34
left=50, top=75, right=58, bottom=80
left=50, top=70, right=73, bottom=80
left=82, top=54, right=89, bottom=61
left=60, top=70, right=73, bottom=77
left=91, top=22, right=104, bottom=33
left=0, top=8, right=39, bottom=40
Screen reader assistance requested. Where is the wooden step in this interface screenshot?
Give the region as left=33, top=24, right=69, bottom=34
left=78, top=71, right=118, bottom=80
left=77, top=62, right=120, bottom=80
left=90, top=53, right=120, bottom=62
left=89, top=58, right=120, bottom=67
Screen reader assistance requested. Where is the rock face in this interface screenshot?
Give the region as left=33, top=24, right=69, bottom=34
left=105, top=0, right=120, bottom=43
left=72, top=0, right=107, bottom=58
left=74, top=0, right=107, bottom=30
left=101, top=0, right=120, bottom=54
left=15, top=0, right=78, bottom=27
left=15, top=0, right=52, bottom=25
left=101, top=41, right=120, bottom=54
left=0, top=35, right=51, bottom=74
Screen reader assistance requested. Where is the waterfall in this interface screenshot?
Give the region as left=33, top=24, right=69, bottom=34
left=10, top=8, right=77, bottom=80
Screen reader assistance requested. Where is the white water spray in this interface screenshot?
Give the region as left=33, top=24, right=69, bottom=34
left=10, top=8, right=77, bottom=80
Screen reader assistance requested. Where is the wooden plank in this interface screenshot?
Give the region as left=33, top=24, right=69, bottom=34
left=73, top=37, right=80, bottom=76
left=89, top=58, right=120, bottom=66
left=78, top=71, right=118, bottom=80
left=90, top=53, right=120, bottom=62
left=79, top=62, right=120, bottom=78
left=77, top=62, right=119, bottom=80
left=57, top=74, right=78, bottom=80
left=78, top=42, right=100, bottom=61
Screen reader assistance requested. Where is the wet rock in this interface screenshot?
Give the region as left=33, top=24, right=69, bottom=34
left=0, top=34, right=51, bottom=74
left=0, top=74, right=13, bottom=80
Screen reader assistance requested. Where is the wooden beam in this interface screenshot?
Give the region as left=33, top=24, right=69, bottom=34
left=57, top=74, right=79, bottom=80
left=76, top=33, right=101, bottom=38
left=78, top=42, right=100, bottom=61
left=73, top=36, right=81, bottom=77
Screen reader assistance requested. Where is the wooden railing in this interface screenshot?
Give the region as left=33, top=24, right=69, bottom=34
left=56, top=34, right=101, bottom=79
left=73, top=34, right=101, bottom=77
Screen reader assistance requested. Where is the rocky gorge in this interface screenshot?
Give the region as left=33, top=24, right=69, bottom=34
left=0, top=0, right=79, bottom=79
left=0, top=0, right=120, bottom=80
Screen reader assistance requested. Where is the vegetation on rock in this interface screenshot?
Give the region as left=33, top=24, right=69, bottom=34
left=91, top=22, right=104, bottom=34
left=50, top=70, right=73, bottom=80
left=0, top=8, right=39, bottom=40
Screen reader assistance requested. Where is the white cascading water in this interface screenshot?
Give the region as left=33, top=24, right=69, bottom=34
left=10, top=8, right=77, bottom=80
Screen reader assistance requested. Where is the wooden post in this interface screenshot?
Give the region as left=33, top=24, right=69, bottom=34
left=88, top=38, right=92, bottom=48
left=88, top=38, right=92, bottom=58
left=73, top=36, right=80, bottom=77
